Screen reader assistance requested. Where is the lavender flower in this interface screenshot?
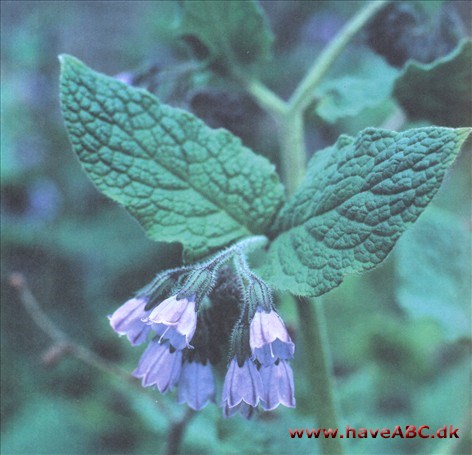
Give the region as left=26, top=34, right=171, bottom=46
left=221, top=357, right=264, bottom=418
left=107, top=243, right=299, bottom=418
left=250, top=307, right=295, bottom=365
left=132, top=340, right=182, bottom=393
left=108, top=296, right=151, bottom=346
left=178, top=360, right=215, bottom=411
left=223, top=401, right=256, bottom=419
left=144, top=294, right=197, bottom=350
left=260, top=360, right=296, bottom=411
left=114, top=72, right=133, bottom=85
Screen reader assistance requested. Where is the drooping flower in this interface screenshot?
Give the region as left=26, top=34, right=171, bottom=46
left=178, top=360, right=215, bottom=411
left=132, top=339, right=182, bottom=393
left=108, top=241, right=299, bottom=418
left=108, top=296, right=151, bottom=346
left=250, top=307, right=295, bottom=365
left=144, top=294, right=197, bottom=350
left=259, top=360, right=296, bottom=411
left=221, top=357, right=264, bottom=418
left=223, top=400, right=256, bottom=419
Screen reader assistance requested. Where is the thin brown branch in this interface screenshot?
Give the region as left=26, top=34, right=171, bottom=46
left=9, top=272, right=176, bottom=417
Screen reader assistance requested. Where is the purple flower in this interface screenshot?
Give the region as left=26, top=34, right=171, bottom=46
left=178, top=360, right=215, bottom=411
left=114, top=72, right=133, bottom=85
left=260, top=360, right=296, bottom=411
left=108, top=297, right=151, bottom=346
left=144, top=295, right=197, bottom=350
left=132, top=340, right=182, bottom=393
left=250, top=307, right=295, bottom=365
left=221, top=358, right=264, bottom=418
left=223, top=401, right=256, bottom=419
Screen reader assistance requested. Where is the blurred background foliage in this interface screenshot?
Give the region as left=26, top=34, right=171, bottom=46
left=1, top=1, right=471, bottom=454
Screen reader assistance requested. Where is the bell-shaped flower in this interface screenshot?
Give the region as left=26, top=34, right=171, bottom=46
left=177, top=360, right=215, bottom=411
left=250, top=307, right=295, bottom=365
left=144, top=295, right=197, bottom=350
left=108, top=296, right=151, bottom=346
left=132, top=340, right=182, bottom=393
left=223, top=400, right=256, bottom=419
left=260, top=360, right=296, bottom=411
left=221, top=357, right=264, bottom=418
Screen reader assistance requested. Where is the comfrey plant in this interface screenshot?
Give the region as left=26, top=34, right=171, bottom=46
left=108, top=236, right=295, bottom=415
left=59, top=0, right=470, bottom=441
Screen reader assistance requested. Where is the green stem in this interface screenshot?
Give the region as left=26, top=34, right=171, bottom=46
left=277, top=111, right=305, bottom=195
left=288, top=0, right=388, bottom=113
left=245, top=78, right=287, bottom=117
left=241, top=4, right=390, bottom=454
left=275, top=4, right=389, bottom=454
left=297, top=298, right=343, bottom=454
left=165, top=408, right=196, bottom=455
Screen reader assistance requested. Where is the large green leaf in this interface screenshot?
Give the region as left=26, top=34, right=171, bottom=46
left=395, top=207, right=470, bottom=340
left=260, top=127, right=470, bottom=297
left=314, top=51, right=399, bottom=123
left=179, top=0, right=273, bottom=71
left=59, top=55, right=284, bottom=261
left=394, top=39, right=472, bottom=127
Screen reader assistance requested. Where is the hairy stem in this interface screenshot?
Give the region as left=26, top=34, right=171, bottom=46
left=288, top=0, right=388, bottom=114
left=297, top=298, right=343, bottom=454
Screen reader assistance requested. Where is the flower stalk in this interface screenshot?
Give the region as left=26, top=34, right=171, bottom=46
left=244, top=2, right=390, bottom=453
left=297, top=298, right=343, bottom=455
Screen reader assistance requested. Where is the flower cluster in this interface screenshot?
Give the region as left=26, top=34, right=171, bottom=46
left=109, top=268, right=217, bottom=411
left=221, top=258, right=296, bottom=417
left=108, top=237, right=296, bottom=418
